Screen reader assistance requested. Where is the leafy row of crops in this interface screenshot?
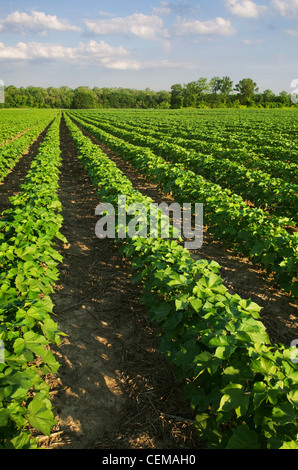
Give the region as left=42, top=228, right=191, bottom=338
left=70, top=112, right=298, bottom=222
left=0, top=114, right=65, bottom=448
left=0, top=108, right=297, bottom=449
left=75, top=111, right=298, bottom=184
left=0, top=110, right=57, bottom=147
left=79, top=108, right=298, bottom=163
left=0, top=110, right=58, bottom=183
left=68, top=112, right=298, bottom=297
left=64, top=112, right=298, bottom=449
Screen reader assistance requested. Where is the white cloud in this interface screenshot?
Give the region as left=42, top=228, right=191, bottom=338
left=286, top=26, right=298, bottom=36
left=0, top=40, right=141, bottom=70
left=85, top=13, right=164, bottom=40
left=153, top=2, right=201, bottom=16
left=98, top=11, right=117, bottom=17
left=152, top=1, right=172, bottom=16
left=226, top=0, right=267, bottom=18
left=143, top=58, right=195, bottom=69
left=174, top=17, right=236, bottom=36
left=0, top=10, right=81, bottom=34
left=271, top=0, right=298, bottom=16
left=0, top=39, right=198, bottom=71
left=242, top=38, right=264, bottom=44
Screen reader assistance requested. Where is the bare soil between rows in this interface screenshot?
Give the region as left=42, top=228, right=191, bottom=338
left=40, top=115, right=297, bottom=449
left=3, top=115, right=297, bottom=450
left=73, top=116, right=298, bottom=347
left=0, top=128, right=31, bottom=148
left=0, top=123, right=52, bottom=215
left=39, top=117, right=200, bottom=449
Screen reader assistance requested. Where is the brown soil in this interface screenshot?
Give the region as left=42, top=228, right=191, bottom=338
left=39, top=117, right=200, bottom=449
left=32, top=115, right=297, bottom=449
left=74, top=117, right=298, bottom=346
left=0, top=123, right=52, bottom=215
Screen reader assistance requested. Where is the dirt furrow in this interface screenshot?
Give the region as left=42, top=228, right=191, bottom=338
left=70, top=115, right=298, bottom=347
left=0, top=127, right=31, bottom=148
left=43, top=116, right=199, bottom=450
left=0, top=123, right=53, bottom=215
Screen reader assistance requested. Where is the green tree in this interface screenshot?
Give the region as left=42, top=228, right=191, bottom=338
left=72, top=87, right=96, bottom=109
left=210, top=77, right=222, bottom=95
left=45, top=87, right=61, bottom=108
left=183, top=81, right=198, bottom=107
left=195, top=77, right=210, bottom=103
left=278, top=91, right=291, bottom=107
left=26, top=87, right=47, bottom=108
left=170, top=84, right=184, bottom=108
left=262, top=89, right=276, bottom=106
left=209, top=77, right=223, bottom=106
left=156, top=90, right=170, bottom=108
left=15, top=88, right=29, bottom=107
left=3, top=86, right=17, bottom=107
left=220, top=76, right=233, bottom=102
left=59, top=86, right=74, bottom=109
left=235, top=78, right=259, bottom=104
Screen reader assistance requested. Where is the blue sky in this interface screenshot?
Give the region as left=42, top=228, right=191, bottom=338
left=0, top=0, right=297, bottom=93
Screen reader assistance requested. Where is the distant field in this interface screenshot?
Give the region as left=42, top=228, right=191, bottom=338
left=1, top=107, right=298, bottom=449
left=69, top=107, right=298, bottom=292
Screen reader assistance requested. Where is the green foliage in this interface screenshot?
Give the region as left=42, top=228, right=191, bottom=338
left=235, top=78, right=259, bottom=105
left=2, top=85, right=172, bottom=110
left=64, top=112, right=298, bottom=449
left=1, top=107, right=296, bottom=448
left=70, top=110, right=298, bottom=297
left=0, top=114, right=65, bottom=448
left=0, top=110, right=58, bottom=183
left=1, top=81, right=294, bottom=110
left=72, top=88, right=96, bottom=109
left=74, top=110, right=298, bottom=222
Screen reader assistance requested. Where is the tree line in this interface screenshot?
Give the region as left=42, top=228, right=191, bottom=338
left=170, top=77, right=294, bottom=108
left=0, top=78, right=295, bottom=109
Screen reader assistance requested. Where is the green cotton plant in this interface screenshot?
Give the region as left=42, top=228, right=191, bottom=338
left=68, top=113, right=298, bottom=298
left=73, top=108, right=298, bottom=167
left=64, top=112, right=298, bottom=449
left=0, top=109, right=58, bottom=146
left=90, top=112, right=296, bottom=184
left=111, top=111, right=296, bottom=181
left=72, top=112, right=298, bottom=223
left=0, top=113, right=66, bottom=449
left=0, top=111, right=58, bottom=184
left=128, top=238, right=298, bottom=449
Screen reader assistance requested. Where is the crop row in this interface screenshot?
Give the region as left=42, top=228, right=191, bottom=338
left=0, top=113, right=58, bottom=183
left=0, top=114, right=65, bottom=449
left=80, top=109, right=298, bottom=166
left=71, top=112, right=298, bottom=222
left=68, top=113, right=298, bottom=297
left=64, top=113, right=298, bottom=449
left=0, top=110, right=57, bottom=146
left=79, top=111, right=297, bottom=184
